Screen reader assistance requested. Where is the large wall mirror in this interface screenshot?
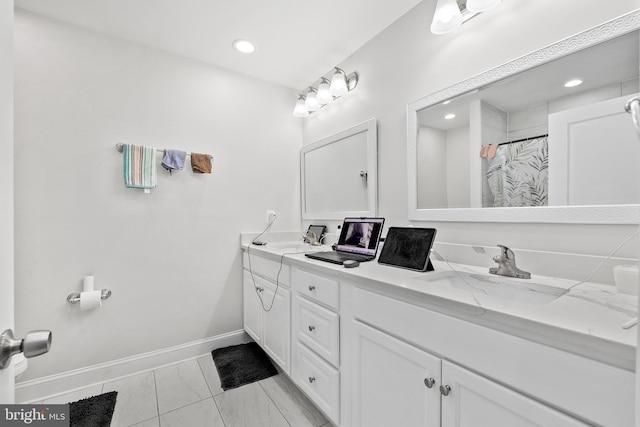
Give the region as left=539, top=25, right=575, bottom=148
left=302, top=118, right=377, bottom=220
left=408, top=12, right=640, bottom=223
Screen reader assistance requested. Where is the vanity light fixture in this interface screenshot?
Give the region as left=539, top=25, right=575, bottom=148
left=564, top=79, right=583, bottom=88
left=430, top=0, right=503, bottom=35
left=304, top=87, right=321, bottom=112
left=317, top=78, right=333, bottom=104
left=466, top=0, right=502, bottom=13
left=293, top=95, right=309, bottom=117
left=292, top=67, right=359, bottom=117
left=444, top=113, right=456, bottom=120
left=232, top=39, right=257, bottom=54
left=430, top=0, right=463, bottom=35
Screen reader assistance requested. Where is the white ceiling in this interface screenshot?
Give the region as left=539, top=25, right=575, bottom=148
left=14, top=0, right=424, bottom=91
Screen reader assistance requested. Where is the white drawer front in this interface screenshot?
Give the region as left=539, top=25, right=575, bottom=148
left=294, top=342, right=340, bottom=425
left=294, top=268, right=339, bottom=310
left=243, top=252, right=290, bottom=286
left=296, top=296, right=340, bottom=367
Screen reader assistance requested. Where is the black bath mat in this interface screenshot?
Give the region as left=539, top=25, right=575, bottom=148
left=212, top=342, right=278, bottom=390
left=68, top=391, right=117, bottom=427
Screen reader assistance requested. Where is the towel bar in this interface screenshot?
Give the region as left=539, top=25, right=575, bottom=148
left=67, top=289, right=112, bottom=304
left=115, top=143, right=193, bottom=157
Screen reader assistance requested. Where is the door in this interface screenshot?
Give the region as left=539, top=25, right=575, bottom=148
left=441, top=361, right=588, bottom=427
left=549, top=94, right=640, bottom=206
left=242, top=270, right=262, bottom=344
left=0, top=1, right=14, bottom=403
left=261, top=280, right=290, bottom=372
left=351, top=321, right=441, bottom=427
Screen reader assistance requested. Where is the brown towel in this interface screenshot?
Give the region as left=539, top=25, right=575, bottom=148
left=191, top=153, right=212, bottom=174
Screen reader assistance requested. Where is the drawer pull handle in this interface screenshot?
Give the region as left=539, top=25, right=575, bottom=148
left=308, top=285, right=316, bottom=291
left=424, top=378, right=435, bottom=388
left=439, top=385, right=451, bottom=396
left=308, top=376, right=316, bottom=384
left=308, top=325, right=316, bottom=332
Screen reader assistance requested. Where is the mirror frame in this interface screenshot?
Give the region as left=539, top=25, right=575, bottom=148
left=407, top=11, right=640, bottom=223
left=301, top=118, right=378, bottom=220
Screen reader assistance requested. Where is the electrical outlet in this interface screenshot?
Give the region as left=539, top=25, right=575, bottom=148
left=266, top=210, right=276, bottom=224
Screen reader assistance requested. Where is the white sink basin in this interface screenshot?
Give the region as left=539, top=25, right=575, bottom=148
left=415, top=270, right=565, bottom=305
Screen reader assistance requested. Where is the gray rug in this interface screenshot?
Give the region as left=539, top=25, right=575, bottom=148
left=69, top=391, right=117, bottom=427
left=212, top=342, right=277, bottom=390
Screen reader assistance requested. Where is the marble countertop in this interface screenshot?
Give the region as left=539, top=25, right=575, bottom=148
left=241, top=233, right=638, bottom=371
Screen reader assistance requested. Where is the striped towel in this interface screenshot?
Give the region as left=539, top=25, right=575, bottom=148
left=123, top=144, right=157, bottom=190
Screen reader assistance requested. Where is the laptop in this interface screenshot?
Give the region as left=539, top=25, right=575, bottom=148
left=305, top=217, right=385, bottom=265
left=378, top=227, right=437, bottom=272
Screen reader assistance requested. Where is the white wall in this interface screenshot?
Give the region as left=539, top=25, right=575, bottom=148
left=0, top=1, right=14, bottom=403
left=303, top=0, right=640, bottom=266
left=13, top=10, right=302, bottom=380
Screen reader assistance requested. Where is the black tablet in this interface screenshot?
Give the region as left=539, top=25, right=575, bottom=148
left=377, top=227, right=437, bottom=272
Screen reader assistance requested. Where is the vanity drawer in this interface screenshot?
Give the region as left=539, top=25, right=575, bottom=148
left=243, top=252, right=290, bottom=286
left=294, top=342, right=340, bottom=425
left=295, top=296, right=340, bottom=367
left=294, top=268, right=339, bottom=310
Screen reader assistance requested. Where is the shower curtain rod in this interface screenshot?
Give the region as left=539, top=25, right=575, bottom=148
left=498, top=133, right=548, bottom=146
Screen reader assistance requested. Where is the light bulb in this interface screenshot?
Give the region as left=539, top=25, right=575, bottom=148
left=317, top=78, right=333, bottom=104
left=293, top=95, right=309, bottom=117
left=304, top=88, right=321, bottom=111
left=430, top=0, right=463, bottom=35
left=329, top=68, right=348, bottom=97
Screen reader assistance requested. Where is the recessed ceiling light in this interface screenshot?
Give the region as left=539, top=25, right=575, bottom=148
left=445, top=113, right=456, bottom=120
left=232, top=39, right=257, bottom=54
left=564, top=79, right=583, bottom=88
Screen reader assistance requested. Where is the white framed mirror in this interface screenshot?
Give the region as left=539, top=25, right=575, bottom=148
left=408, top=11, right=640, bottom=223
left=301, top=118, right=377, bottom=220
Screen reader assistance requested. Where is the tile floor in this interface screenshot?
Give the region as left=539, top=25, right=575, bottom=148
left=36, top=355, right=331, bottom=427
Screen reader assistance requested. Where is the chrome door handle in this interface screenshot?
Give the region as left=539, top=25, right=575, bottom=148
left=308, top=376, right=316, bottom=383
left=308, top=285, right=316, bottom=291
left=0, top=329, right=52, bottom=369
left=308, top=325, right=316, bottom=332
left=439, top=384, right=451, bottom=396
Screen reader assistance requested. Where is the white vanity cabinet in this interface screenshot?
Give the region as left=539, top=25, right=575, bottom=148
left=352, top=320, right=588, bottom=427
left=291, top=267, right=341, bottom=425
left=242, top=253, right=291, bottom=373
left=352, top=286, right=632, bottom=427
left=241, top=242, right=635, bottom=427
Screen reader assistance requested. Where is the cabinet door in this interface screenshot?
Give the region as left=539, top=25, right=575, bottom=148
left=262, top=280, right=290, bottom=373
left=242, top=270, right=262, bottom=344
left=352, top=321, right=441, bottom=427
left=441, top=361, right=588, bottom=427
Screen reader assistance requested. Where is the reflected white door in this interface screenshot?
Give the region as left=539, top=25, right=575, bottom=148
left=0, top=0, right=14, bottom=404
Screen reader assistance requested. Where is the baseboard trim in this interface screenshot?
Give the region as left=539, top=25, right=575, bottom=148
left=16, top=330, right=250, bottom=403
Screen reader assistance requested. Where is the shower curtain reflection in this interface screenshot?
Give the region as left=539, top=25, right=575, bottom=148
left=483, top=136, right=549, bottom=207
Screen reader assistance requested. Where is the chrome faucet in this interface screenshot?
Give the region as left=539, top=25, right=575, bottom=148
left=303, top=231, right=321, bottom=246
left=489, top=245, right=531, bottom=279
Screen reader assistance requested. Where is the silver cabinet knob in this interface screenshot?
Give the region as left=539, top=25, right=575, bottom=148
left=308, top=376, right=316, bottom=383
left=308, top=284, right=316, bottom=291
left=424, top=378, right=435, bottom=389
left=439, top=385, right=451, bottom=396
left=0, top=329, right=52, bottom=369
left=308, top=325, right=316, bottom=332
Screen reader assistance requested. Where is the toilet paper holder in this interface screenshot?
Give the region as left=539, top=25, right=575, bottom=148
left=67, top=289, right=112, bottom=304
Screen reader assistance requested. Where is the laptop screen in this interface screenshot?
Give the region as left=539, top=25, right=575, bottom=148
left=336, top=217, right=385, bottom=256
